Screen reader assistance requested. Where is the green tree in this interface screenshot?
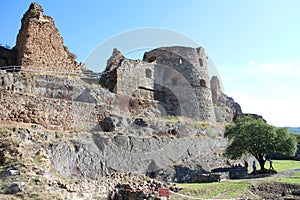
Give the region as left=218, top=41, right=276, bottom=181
left=225, top=115, right=297, bottom=170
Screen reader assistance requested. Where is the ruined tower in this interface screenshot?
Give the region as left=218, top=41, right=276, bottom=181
left=15, top=3, right=79, bottom=73
left=143, top=46, right=216, bottom=122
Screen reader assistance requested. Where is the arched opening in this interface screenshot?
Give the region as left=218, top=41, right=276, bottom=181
left=179, top=58, right=182, bottom=64
left=200, top=79, right=206, bottom=87
left=154, top=84, right=181, bottom=116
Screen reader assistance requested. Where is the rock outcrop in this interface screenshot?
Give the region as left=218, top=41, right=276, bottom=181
left=48, top=132, right=227, bottom=182
left=210, top=76, right=243, bottom=122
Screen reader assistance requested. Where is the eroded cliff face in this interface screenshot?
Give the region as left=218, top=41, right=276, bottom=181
left=48, top=132, right=227, bottom=182
left=0, top=125, right=226, bottom=181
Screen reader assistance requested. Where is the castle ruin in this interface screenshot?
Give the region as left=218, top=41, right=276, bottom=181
left=0, top=2, right=242, bottom=130
left=0, top=2, right=244, bottom=188
left=100, top=46, right=216, bottom=122
left=0, top=2, right=79, bottom=74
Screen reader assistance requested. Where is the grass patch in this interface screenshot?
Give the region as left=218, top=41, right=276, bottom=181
left=172, top=180, right=252, bottom=199
left=159, top=116, right=211, bottom=130
left=265, top=160, right=300, bottom=172
left=277, top=171, right=300, bottom=185
left=171, top=160, right=300, bottom=199
left=0, top=126, right=14, bottom=135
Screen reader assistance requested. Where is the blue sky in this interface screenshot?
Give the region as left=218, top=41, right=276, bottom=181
left=1, top=0, right=300, bottom=127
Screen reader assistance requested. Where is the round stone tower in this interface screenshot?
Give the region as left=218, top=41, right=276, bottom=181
left=143, top=46, right=216, bottom=123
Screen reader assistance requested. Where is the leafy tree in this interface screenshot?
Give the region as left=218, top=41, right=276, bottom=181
left=225, top=115, right=297, bottom=170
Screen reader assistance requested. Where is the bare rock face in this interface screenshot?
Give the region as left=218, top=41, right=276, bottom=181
left=210, top=76, right=243, bottom=122
left=15, top=2, right=79, bottom=74
left=47, top=132, right=228, bottom=182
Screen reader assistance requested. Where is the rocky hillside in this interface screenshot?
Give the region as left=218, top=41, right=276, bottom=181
left=0, top=126, right=185, bottom=199
left=0, top=64, right=235, bottom=199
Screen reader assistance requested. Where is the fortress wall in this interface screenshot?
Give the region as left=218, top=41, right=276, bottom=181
left=0, top=90, right=99, bottom=131
left=144, top=46, right=216, bottom=122
left=15, top=3, right=79, bottom=74
left=115, top=59, right=155, bottom=99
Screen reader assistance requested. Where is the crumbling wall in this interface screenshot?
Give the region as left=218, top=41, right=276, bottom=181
left=210, top=76, right=243, bottom=122
left=210, top=76, right=222, bottom=104
left=116, top=60, right=154, bottom=99
left=15, top=3, right=79, bottom=74
left=0, top=70, right=111, bottom=131
left=0, top=91, right=99, bottom=131
left=144, top=46, right=216, bottom=122
left=100, top=49, right=155, bottom=100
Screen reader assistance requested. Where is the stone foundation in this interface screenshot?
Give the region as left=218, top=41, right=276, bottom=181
left=0, top=91, right=98, bottom=131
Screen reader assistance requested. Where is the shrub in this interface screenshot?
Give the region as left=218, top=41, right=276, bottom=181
left=29, top=9, right=38, bottom=17
left=64, top=45, right=77, bottom=60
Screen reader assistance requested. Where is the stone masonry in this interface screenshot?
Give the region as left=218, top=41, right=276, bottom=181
left=0, top=90, right=99, bottom=131
left=101, top=47, right=216, bottom=123
left=100, top=49, right=155, bottom=99
left=1, top=3, right=80, bottom=74
left=144, top=46, right=216, bottom=122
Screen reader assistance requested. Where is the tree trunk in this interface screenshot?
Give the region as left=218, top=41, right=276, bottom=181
left=258, top=158, right=266, bottom=170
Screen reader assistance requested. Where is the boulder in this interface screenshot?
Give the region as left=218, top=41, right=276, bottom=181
left=6, top=182, right=25, bottom=194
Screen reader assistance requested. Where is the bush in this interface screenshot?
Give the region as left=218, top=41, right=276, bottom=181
left=291, top=133, right=300, bottom=143
left=29, top=9, right=38, bottom=17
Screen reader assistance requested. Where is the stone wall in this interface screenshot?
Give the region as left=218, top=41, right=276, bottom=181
left=144, top=46, right=216, bottom=122
left=0, top=70, right=115, bottom=131
left=100, top=49, right=155, bottom=100
left=0, top=90, right=99, bottom=131
left=15, top=3, right=79, bottom=74
left=101, top=47, right=217, bottom=122
left=116, top=59, right=155, bottom=99
left=0, top=70, right=161, bottom=132
left=144, top=47, right=210, bottom=87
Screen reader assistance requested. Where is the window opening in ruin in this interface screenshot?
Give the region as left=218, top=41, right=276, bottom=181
left=1, top=77, right=4, bottom=86
left=200, top=79, right=206, bottom=87
left=179, top=58, right=182, bottom=64
left=146, top=68, right=152, bottom=79
left=199, top=58, right=203, bottom=67
left=148, top=56, right=156, bottom=63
